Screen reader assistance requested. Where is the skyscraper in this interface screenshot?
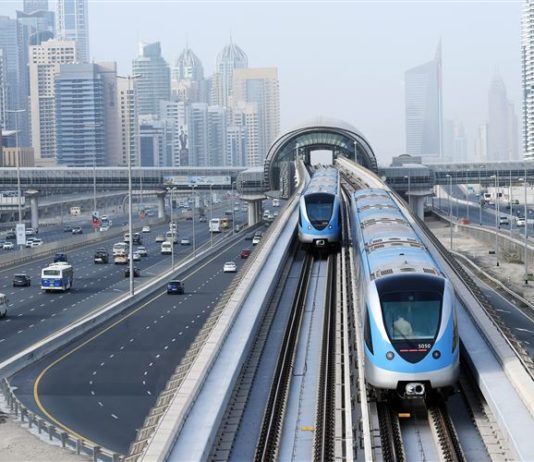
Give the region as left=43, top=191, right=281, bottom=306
left=132, top=42, right=171, bottom=116
left=29, top=39, right=76, bottom=162
left=232, top=101, right=260, bottom=166
left=160, top=100, right=187, bottom=166
left=55, top=62, right=118, bottom=167
left=23, top=1, right=49, bottom=13
left=213, top=38, right=248, bottom=106
left=487, top=73, right=519, bottom=161
left=172, top=45, right=207, bottom=104
left=56, top=0, right=89, bottom=62
left=232, top=67, right=280, bottom=162
left=208, top=106, right=226, bottom=166
left=523, top=0, right=534, bottom=159
left=115, top=76, right=139, bottom=166
left=187, top=103, right=208, bottom=166
left=405, top=44, right=443, bottom=161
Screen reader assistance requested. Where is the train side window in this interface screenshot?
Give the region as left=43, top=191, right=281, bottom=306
left=364, top=307, right=373, bottom=354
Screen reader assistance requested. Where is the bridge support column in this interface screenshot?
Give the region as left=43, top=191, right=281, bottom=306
left=156, top=190, right=167, bottom=219
left=406, top=190, right=432, bottom=220
left=26, top=189, right=39, bottom=231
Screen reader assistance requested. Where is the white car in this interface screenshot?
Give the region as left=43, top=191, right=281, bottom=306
left=142, top=225, right=151, bottom=233
left=3, top=242, right=14, bottom=250
left=517, top=217, right=526, bottom=227
left=25, top=228, right=34, bottom=236
left=100, top=225, right=110, bottom=232
left=136, top=246, right=148, bottom=257
left=31, top=238, right=43, bottom=246
left=252, top=235, right=261, bottom=245
left=180, top=238, right=191, bottom=245
left=223, top=261, right=237, bottom=273
left=131, top=251, right=141, bottom=261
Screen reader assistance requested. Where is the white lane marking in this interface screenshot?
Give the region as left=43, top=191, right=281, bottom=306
left=516, top=327, right=534, bottom=334
left=98, top=402, right=103, bottom=407
left=111, top=414, right=118, bottom=420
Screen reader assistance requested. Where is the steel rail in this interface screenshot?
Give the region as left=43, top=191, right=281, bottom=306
left=427, top=404, right=465, bottom=462
left=254, top=252, right=314, bottom=461
left=313, top=255, right=336, bottom=461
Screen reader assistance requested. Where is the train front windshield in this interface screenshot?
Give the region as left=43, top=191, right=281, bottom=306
left=304, top=193, right=334, bottom=230
left=377, top=275, right=444, bottom=342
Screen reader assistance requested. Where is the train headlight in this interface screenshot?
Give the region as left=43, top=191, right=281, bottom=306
left=328, top=225, right=332, bottom=229
left=307, top=225, right=311, bottom=230
left=432, top=350, right=441, bottom=359
left=386, top=351, right=395, bottom=360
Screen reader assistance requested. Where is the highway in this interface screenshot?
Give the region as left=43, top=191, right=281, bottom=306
left=0, top=219, right=219, bottom=363
left=10, top=231, right=253, bottom=454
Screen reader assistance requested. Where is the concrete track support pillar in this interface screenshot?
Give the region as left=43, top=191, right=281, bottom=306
left=156, top=190, right=167, bottom=219
left=26, top=189, right=39, bottom=231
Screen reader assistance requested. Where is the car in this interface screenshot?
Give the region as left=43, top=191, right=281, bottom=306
left=245, top=232, right=255, bottom=241
left=71, top=226, right=83, bottom=234
left=499, top=216, right=510, bottom=225
left=99, top=225, right=110, bottom=232
left=0, top=293, right=8, bottom=318
left=31, top=238, right=43, bottom=246
left=25, top=227, right=35, bottom=236
left=136, top=246, right=148, bottom=257
left=199, top=216, right=207, bottom=222
left=225, top=210, right=233, bottom=216
left=273, top=211, right=279, bottom=217
left=63, top=225, right=73, bottom=232
left=54, top=253, right=67, bottom=263
left=142, top=225, right=151, bottom=233
left=3, top=242, right=14, bottom=250
left=252, top=235, right=261, bottom=245
left=94, top=249, right=109, bottom=264
left=13, top=274, right=31, bottom=287
left=167, top=280, right=184, bottom=294
left=223, top=261, right=237, bottom=273
left=180, top=238, right=191, bottom=245
left=124, top=267, right=141, bottom=277
left=517, top=217, right=526, bottom=227
left=5, top=230, right=15, bottom=239
left=131, top=251, right=141, bottom=261
left=25, top=238, right=36, bottom=248
left=240, top=249, right=251, bottom=259
left=155, top=234, right=165, bottom=243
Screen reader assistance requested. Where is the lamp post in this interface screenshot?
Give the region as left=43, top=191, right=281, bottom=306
left=479, top=167, right=482, bottom=226
left=191, top=184, right=196, bottom=257
left=466, top=183, right=470, bottom=223
left=209, top=183, right=213, bottom=248
left=170, top=187, right=176, bottom=270
left=118, top=74, right=141, bottom=296
left=446, top=174, right=452, bottom=250
left=7, top=109, right=25, bottom=225
left=404, top=175, right=411, bottom=209
left=491, top=174, right=499, bottom=266
left=509, top=169, right=513, bottom=238
left=523, top=171, right=529, bottom=283
left=231, top=181, right=236, bottom=233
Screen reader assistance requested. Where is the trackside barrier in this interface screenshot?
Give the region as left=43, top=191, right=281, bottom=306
left=0, top=230, right=249, bottom=462
left=1, top=378, right=122, bottom=462
left=132, top=163, right=308, bottom=462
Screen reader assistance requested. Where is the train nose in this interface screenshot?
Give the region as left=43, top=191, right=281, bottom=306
left=405, top=382, right=425, bottom=397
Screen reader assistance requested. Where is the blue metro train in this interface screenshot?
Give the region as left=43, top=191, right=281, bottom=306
left=298, top=167, right=342, bottom=250
left=351, top=188, right=459, bottom=400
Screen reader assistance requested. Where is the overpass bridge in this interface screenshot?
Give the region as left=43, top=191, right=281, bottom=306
left=1, top=119, right=534, bottom=462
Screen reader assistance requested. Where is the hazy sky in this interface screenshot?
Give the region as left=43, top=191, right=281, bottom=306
left=0, top=0, right=523, bottom=165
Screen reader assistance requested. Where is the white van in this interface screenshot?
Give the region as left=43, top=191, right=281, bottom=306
left=0, top=293, right=8, bottom=317
left=161, top=241, right=172, bottom=255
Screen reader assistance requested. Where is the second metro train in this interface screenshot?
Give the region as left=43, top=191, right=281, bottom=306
left=298, top=167, right=341, bottom=250
left=351, top=188, right=459, bottom=400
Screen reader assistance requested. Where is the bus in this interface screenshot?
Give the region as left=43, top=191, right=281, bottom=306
left=113, top=242, right=129, bottom=256
left=220, top=217, right=232, bottom=230
left=209, top=218, right=221, bottom=233
left=114, top=250, right=128, bottom=264
left=41, top=262, right=74, bottom=292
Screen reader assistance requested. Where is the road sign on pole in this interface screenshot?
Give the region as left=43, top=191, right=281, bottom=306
left=16, top=223, right=26, bottom=245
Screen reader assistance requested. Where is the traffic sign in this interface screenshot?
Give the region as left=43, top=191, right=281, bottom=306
left=16, top=223, right=26, bottom=245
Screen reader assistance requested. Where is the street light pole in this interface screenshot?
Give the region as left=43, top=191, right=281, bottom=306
left=492, top=174, right=499, bottom=267
left=525, top=171, right=529, bottom=283
left=170, top=187, right=175, bottom=270
left=126, top=75, right=136, bottom=296
left=7, top=109, right=25, bottom=224
left=447, top=174, right=453, bottom=250
left=232, top=181, right=236, bottom=233
left=192, top=185, right=196, bottom=256
left=209, top=183, right=213, bottom=248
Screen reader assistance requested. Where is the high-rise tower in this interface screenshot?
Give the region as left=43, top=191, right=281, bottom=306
left=132, top=42, right=170, bottom=116
left=522, top=0, right=534, bottom=159
left=488, top=73, right=519, bottom=161
left=213, top=38, right=247, bottom=106
left=23, top=1, right=49, bottom=13
left=172, top=45, right=207, bottom=103
left=232, top=67, right=280, bottom=163
left=405, top=43, right=443, bottom=161
left=56, top=0, right=89, bottom=62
